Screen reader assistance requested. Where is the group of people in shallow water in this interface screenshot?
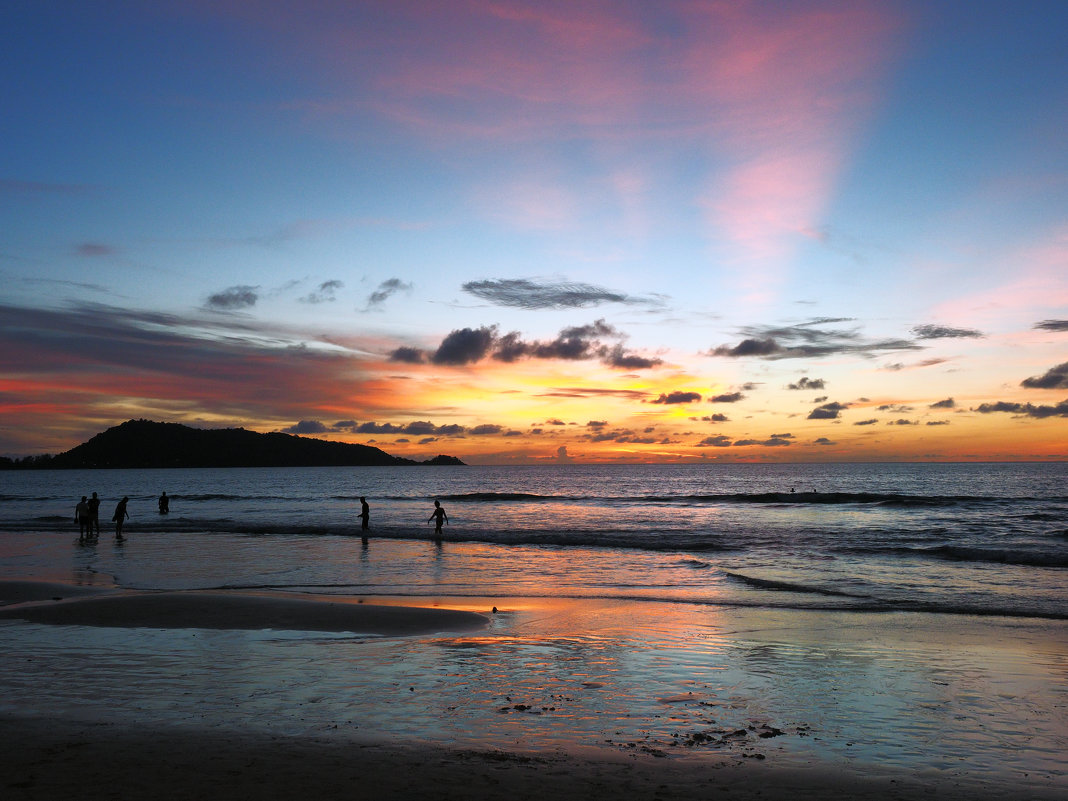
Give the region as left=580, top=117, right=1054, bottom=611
left=75, top=492, right=447, bottom=544
left=74, top=491, right=169, bottom=544
left=358, top=497, right=449, bottom=542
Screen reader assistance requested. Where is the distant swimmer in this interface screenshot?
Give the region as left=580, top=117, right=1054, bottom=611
left=359, top=496, right=370, bottom=539
left=112, top=496, right=130, bottom=541
left=158, top=491, right=169, bottom=514
left=75, top=496, right=91, bottom=542
left=427, top=500, right=448, bottom=540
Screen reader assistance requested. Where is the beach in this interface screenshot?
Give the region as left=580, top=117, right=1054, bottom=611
left=2, top=575, right=1066, bottom=800
left=2, top=464, right=1066, bottom=798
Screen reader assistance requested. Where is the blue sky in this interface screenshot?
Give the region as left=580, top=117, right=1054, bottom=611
left=2, top=1, right=1066, bottom=461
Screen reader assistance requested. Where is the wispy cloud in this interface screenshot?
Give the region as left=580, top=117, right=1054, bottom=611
left=364, top=278, right=412, bottom=311
left=75, top=242, right=118, bottom=257
left=538, top=388, right=647, bottom=400
left=880, top=358, right=948, bottom=372
left=301, top=280, right=344, bottom=304
left=0, top=301, right=380, bottom=446
left=211, top=1, right=902, bottom=275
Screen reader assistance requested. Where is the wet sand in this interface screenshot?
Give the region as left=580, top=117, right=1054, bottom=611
left=0, top=581, right=488, bottom=635
left=3, top=714, right=1060, bottom=801
left=2, top=580, right=1066, bottom=800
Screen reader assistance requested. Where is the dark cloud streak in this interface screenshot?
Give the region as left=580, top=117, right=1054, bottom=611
left=975, top=399, right=1068, bottom=418
left=1034, top=320, right=1068, bottom=332
left=650, top=391, right=702, bottom=404
left=206, top=285, right=259, bottom=310
left=462, top=278, right=661, bottom=309
left=711, top=320, right=922, bottom=360
left=365, top=278, right=412, bottom=310
left=911, top=324, right=984, bottom=339
left=1021, top=362, right=1068, bottom=389
left=406, top=319, right=661, bottom=370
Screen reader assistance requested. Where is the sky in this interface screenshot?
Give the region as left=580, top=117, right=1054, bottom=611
left=2, top=0, right=1067, bottom=463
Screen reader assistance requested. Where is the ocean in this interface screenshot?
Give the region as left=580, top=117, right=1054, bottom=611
left=2, top=462, right=1066, bottom=619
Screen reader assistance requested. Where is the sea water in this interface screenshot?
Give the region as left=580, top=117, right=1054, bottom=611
left=1, top=462, right=1065, bottom=618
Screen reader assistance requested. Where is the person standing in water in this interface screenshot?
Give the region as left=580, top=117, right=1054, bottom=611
left=87, top=492, right=101, bottom=539
left=158, top=492, right=169, bottom=514
left=113, top=496, right=130, bottom=541
left=75, top=496, right=91, bottom=542
left=359, top=497, right=370, bottom=541
left=427, top=500, right=448, bottom=540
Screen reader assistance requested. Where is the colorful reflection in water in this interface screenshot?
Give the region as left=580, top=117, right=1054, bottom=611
left=1, top=594, right=1066, bottom=786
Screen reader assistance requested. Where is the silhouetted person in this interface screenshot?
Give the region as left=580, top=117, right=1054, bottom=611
left=428, top=500, right=448, bottom=540
left=359, top=496, right=370, bottom=540
left=87, top=492, right=101, bottom=538
left=75, top=496, right=91, bottom=542
left=113, top=496, right=129, bottom=541
left=158, top=492, right=169, bottom=514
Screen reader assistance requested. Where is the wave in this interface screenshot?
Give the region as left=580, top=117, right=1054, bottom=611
left=13, top=490, right=1059, bottom=509
left=844, top=543, right=1068, bottom=569
left=679, top=559, right=712, bottom=569
left=1022, top=512, right=1065, bottom=521
left=438, top=492, right=556, bottom=502
left=922, top=545, right=1068, bottom=568
left=401, top=491, right=1021, bottom=507
left=722, top=571, right=869, bottom=598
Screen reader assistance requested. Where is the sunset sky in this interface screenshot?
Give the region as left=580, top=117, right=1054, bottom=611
left=2, top=1, right=1066, bottom=463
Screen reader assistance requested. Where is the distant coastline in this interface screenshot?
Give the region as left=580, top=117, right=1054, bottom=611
left=0, top=419, right=465, bottom=469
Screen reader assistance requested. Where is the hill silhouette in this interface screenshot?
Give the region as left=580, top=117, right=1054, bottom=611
left=24, top=420, right=464, bottom=469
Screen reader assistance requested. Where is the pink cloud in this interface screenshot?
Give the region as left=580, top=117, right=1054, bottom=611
left=674, top=2, right=903, bottom=268
left=196, top=1, right=904, bottom=253
left=925, top=224, right=1068, bottom=332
